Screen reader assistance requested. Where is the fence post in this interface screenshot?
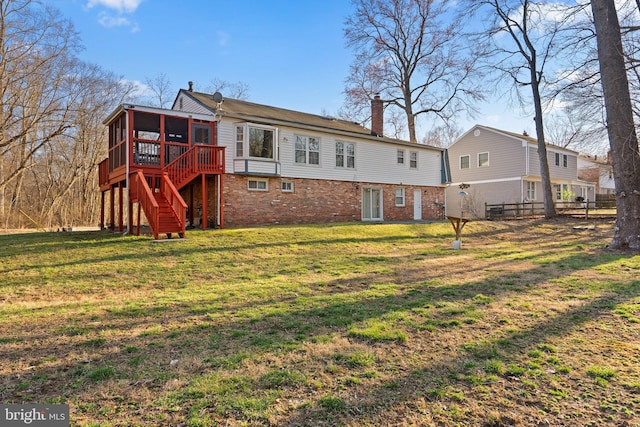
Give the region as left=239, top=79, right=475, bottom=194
left=585, top=199, right=589, bottom=220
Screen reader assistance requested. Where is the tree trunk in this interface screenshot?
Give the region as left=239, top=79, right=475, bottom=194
left=591, top=0, right=640, bottom=250
left=531, top=77, right=556, bottom=218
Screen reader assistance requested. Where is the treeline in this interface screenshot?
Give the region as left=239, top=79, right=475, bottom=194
left=0, top=1, right=138, bottom=229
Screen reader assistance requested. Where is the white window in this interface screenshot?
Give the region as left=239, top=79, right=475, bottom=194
left=248, top=179, right=268, bottom=191
left=409, top=151, right=417, bottom=168
left=235, top=126, right=244, bottom=157
left=397, top=150, right=405, bottom=164
left=553, top=183, right=569, bottom=200
left=526, top=181, right=536, bottom=200
left=295, top=135, right=319, bottom=165
left=281, top=180, right=293, bottom=192
left=395, top=188, right=405, bottom=206
left=336, top=141, right=355, bottom=168
left=478, top=152, right=489, bottom=167
left=460, top=155, right=470, bottom=169
left=235, top=124, right=276, bottom=160
left=554, top=152, right=560, bottom=166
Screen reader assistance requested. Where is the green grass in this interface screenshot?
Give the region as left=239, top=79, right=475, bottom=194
left=1, top=219, right=639, bottom=426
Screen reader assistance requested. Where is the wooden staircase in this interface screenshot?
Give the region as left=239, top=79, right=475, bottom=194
left=128, top=145, right=224, bottom=239
left=130, top=170, right=186, bottom=239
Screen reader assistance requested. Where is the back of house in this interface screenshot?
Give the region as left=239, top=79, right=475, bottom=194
left=172, top=88, right=449, bottom=227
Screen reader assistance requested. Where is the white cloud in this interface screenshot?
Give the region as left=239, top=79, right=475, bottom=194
left=122, top=79, right=153, bottom=99
left=98, top=12, right=140, bottom=32
left=87, top=0, right=143, bottom=14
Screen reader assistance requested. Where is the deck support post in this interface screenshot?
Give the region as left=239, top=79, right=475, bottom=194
left=100, top=191, right=105, bottom=230
left=201, top=173, right=207, bottom=230
left=118, top=182, right=124, bottom=233
left=109, top=184, right=115, bottom=231
left=219, top=174, right=224, bottom=229
left=128, top=196, right=134, bottom=236
left=137, top=203, right=142, bottom=236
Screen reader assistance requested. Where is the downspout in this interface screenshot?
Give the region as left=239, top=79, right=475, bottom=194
left=214, top=109, right=222, bottom=228
left=523, top=140, right=529, bottom=202
left=124, top=109, right=130, bottom=235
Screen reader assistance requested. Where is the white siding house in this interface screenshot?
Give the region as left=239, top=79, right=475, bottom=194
left=171, top=89, right=448, bottom=227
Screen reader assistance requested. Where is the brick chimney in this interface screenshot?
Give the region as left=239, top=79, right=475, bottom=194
left=188, top=81, right=194, bottom=92
left=371, top=95, right=383, bottom=137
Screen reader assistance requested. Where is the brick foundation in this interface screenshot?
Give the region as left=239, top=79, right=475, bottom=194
left=222, top=175, right=444, bottom=227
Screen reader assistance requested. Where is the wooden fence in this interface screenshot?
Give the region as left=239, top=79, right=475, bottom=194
left=485, top=199, right=616, bottom=220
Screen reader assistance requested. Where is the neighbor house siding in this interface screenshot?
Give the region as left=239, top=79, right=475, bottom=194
left=447, top=129, right=526, bottom=182
left=547, top=149, right=578, bottom=180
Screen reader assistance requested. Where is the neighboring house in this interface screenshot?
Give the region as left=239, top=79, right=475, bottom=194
left=578, top=154, right=615, bottom=195
left=98, top=89, right=449, bottom=237
left=444, top=125, right=596, bottom=219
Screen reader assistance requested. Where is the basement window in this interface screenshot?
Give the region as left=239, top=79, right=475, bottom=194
left=248, top=179, right=268, bottom=191
left=281, top=180, right=294, bottom=192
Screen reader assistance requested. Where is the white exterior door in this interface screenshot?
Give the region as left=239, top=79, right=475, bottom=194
left=413, top=190, right=422, bottom=220
left=363, top=187, right=382, bottom=221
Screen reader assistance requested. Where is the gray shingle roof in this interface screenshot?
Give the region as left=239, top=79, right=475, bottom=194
left=181, top=90, right=443, bottom=151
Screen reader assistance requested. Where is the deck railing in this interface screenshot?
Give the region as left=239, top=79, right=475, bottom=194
left=164, top=144, right=225, bottom=189
left=130, top=170, right=159, bottom=239
left=98, top=158, right=110, bottom=189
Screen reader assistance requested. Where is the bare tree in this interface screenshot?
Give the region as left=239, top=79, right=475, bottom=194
left=0, top=0, right=81, bottom=227
left=343, top=0, right=482, bottom=143
left=422, top=124, right=463, bottom=147
left=467, top=0, right=580, bottom=218
left=591, top=0, right=640, bottom=250
left=204, top=78, right=250, bottom=100
left=144, top=72, right=174, bottom=108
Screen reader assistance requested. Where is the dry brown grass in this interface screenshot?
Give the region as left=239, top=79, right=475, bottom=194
left=0, top=218, right=638, bottom=426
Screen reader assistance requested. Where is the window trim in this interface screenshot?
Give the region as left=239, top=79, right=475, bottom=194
left=409, top=151, right=418, bottom=169
left=526, top=181, right=536, bottom=201
left=281, top=180, right=294, bottom=193
left=562, top=154, right=568, bottom=168
left=335, top=141, right=356, bottom=169
left=248, top=178, right=268, bottom=191
left=395, top=187, right=406, bottom=206
left=294, top=134, right=320, bottom=166
left=478, top=152, right=489, bottom=167
left=397, top=149, right=405, bottom=165
left=460, top=154, right=470, bottom=169
left=235, top=123, right=277, bottom=161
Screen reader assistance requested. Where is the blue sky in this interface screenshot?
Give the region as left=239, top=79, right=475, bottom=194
left=54, top=0, right=535, bottom=139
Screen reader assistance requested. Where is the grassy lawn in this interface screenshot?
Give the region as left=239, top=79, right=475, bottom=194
left=1, top=219, right=639, bottom=426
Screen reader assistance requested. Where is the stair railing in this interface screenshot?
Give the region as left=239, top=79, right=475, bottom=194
left=161, top=173, right=187, bottom=236
left=164, top=145, right=225, bottom=189
left=130, top=170, right=159, bottom=239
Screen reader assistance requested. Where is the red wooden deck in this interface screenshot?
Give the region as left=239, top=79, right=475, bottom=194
left=98, top=106, right=225, bottom=239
